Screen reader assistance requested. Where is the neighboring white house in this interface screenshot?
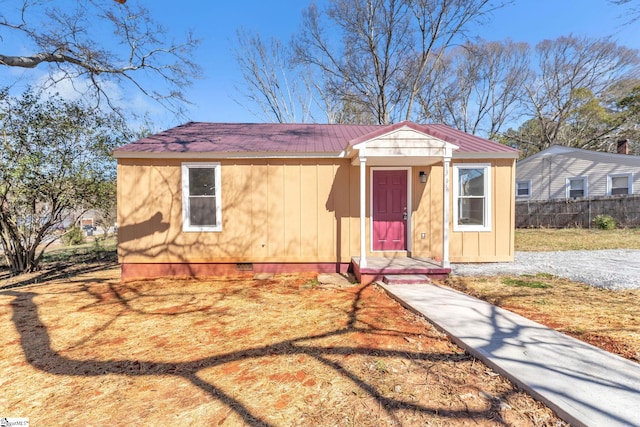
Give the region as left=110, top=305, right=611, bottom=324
left=516, top=142, right=640, bottom=201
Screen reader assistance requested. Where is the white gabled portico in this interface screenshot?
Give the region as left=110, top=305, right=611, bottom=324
left=345, top=122, right=458, bottom=270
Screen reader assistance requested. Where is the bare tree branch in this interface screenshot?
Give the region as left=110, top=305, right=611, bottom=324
left=524, top=35, right=640, bottom=150
left=419, top=39, right=531, bottom=138
left=0, top=0, right=201, bottom=117
left=609, top=0, right=640, bottom=23
left=234, top=29, right=316, bottom=123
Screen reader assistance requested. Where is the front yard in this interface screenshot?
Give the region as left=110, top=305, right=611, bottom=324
left=0, top=265, right=563, bottom=426
left=2, top=228, right=638, bottom=425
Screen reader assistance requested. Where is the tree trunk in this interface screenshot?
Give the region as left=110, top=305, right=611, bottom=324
left=0, top=220, right=41, bottom=274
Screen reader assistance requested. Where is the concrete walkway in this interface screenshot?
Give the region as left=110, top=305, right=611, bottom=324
left=379, top=282, right=640, bottom=427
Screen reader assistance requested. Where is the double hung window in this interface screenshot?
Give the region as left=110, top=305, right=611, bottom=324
left=453, top=164, right=491, bottom=232
left=516, top=180, right=531, bottom=198
left=608, top=174, right=632, bottom=196
left=182, top=163, right=222, bottom=232
left=567, top=177, right=587, bottom=199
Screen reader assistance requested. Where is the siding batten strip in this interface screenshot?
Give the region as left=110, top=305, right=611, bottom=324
left=360, top=152, right=367, bottom=268
left=442, top=157, right=451, bottom=268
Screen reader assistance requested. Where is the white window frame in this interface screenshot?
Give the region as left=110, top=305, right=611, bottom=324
left=453, top=163, right=491, bottom=232
left=181, top=162, right=222, bottom=232
left=607, top=173, right=633, bottom=196
left=566, top=176, right=588, bottom=199
left=516, top=180, right=531, bottom=198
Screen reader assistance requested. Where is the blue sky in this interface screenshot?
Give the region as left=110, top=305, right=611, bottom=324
left=172, top=0, right=640, bottom=127
left=3, top=0, right=640, bottom=129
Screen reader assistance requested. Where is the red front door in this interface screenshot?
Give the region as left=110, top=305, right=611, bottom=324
left=372, top=170, right=407, bottom=251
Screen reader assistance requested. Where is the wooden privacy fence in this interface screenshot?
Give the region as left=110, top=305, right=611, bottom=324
left=516, top=195, right=640, bottom=228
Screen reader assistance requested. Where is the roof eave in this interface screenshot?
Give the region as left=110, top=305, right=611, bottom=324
left=454, top=152, right=519, bottom=160
left=114, top=150, right=518, bottom=160
left=113, top=151, right=345, bottom=160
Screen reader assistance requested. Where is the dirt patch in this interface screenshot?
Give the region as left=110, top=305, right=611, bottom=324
left=0, top=267, right=565, bottom=426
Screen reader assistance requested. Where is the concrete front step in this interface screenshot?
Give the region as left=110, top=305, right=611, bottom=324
left=382, top=274, right=431, bottom=285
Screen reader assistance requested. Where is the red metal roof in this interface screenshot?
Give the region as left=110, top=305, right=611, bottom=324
left=113, top=121, right=517, bottom=156
left=420, top=123, right=517, bottom=154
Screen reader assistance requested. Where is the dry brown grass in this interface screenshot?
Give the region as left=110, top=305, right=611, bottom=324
left=446, top=274, right=640, bottom=363
left=0, top=264, right=565, bottom=426
left=515, top=228, right=640, bottom=251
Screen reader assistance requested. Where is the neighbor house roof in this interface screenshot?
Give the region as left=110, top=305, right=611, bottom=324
left=517, top=145, right=640, bottom=167
left=113, top=121, right=518, bottom=159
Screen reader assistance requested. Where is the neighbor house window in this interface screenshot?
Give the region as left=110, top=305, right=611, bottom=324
left=567, top=177, right=587, bottom=199
left=516, top=180, right=531, bottom=198
left=608, top=173, right=633, bottom=196
left=182, top=162, right=222, bottom=232
left=453, top=164, right=491, bottom=232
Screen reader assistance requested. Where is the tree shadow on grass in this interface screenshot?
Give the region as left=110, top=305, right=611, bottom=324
left=3, top=280, right=529, bottom=426
left=0, top=250, right=117, bottom=291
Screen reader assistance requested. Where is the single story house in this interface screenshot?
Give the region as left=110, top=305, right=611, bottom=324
left=113, top=121, right=518, bottom=283
left=516, top=142, right=640, bottom=201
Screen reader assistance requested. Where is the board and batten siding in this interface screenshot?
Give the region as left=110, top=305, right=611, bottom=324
left=117, top=158, right=361, bottom=264
left=448, top=159, right=516, bottom=262
left=117, top=157, right=515, bottom=265
left=410, top=164, right=444, bottom=261
left=517, top=150, right=640, bottom=201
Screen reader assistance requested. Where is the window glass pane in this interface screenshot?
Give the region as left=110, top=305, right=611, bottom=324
left=569, top=179, right=584, bottom=191
left=459, top=168, right=485, bottom=197
left=568, top=178, right=585, bottom=198
left=517, top=181, right=529, bottom=196
left=611, top=176, right=629, bottom=195
left=611, top=176, right=627, bottom=188
left=189, top=168, right=216, bottom=196
left=189, top=197, right=217, bottom=226
left=458, top=198, right=484, bottom=225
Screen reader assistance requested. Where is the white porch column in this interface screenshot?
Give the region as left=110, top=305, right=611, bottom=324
left=359, top=155, right=367, bottom=268
left=442, top=156, right=451, bottom=268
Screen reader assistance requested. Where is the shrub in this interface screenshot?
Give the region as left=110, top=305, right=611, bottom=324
left=593, top=214, right=616, bottom=230
left=62, top=225, right=85, bottom=246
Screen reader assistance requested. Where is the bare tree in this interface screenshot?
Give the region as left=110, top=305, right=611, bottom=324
left=518, top=35, right=640, bottom=153
left=234, top=29, right=316, bottom=123
left=0, top=0, right=201, bottom=116
left=420, top=39, right=531, bottom=138
left=401, top=0, right=504, bottom=122
left=290, top=0, right=408, bottom=124
left=234, top=0, right=504, bottom=125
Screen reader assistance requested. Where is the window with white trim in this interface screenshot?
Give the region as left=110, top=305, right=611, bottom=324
left=182, top=162, right=222, bottom=232
left=516, top=180, right=531, bottom=198
left=566, top=177, right=587, bottom=199
left=608, top=173, right=633, bottom=196
left=453, top=164, right=491, bottom=232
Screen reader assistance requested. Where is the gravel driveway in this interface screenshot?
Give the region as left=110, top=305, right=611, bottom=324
left=451, top=249, right=640, bottom=290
